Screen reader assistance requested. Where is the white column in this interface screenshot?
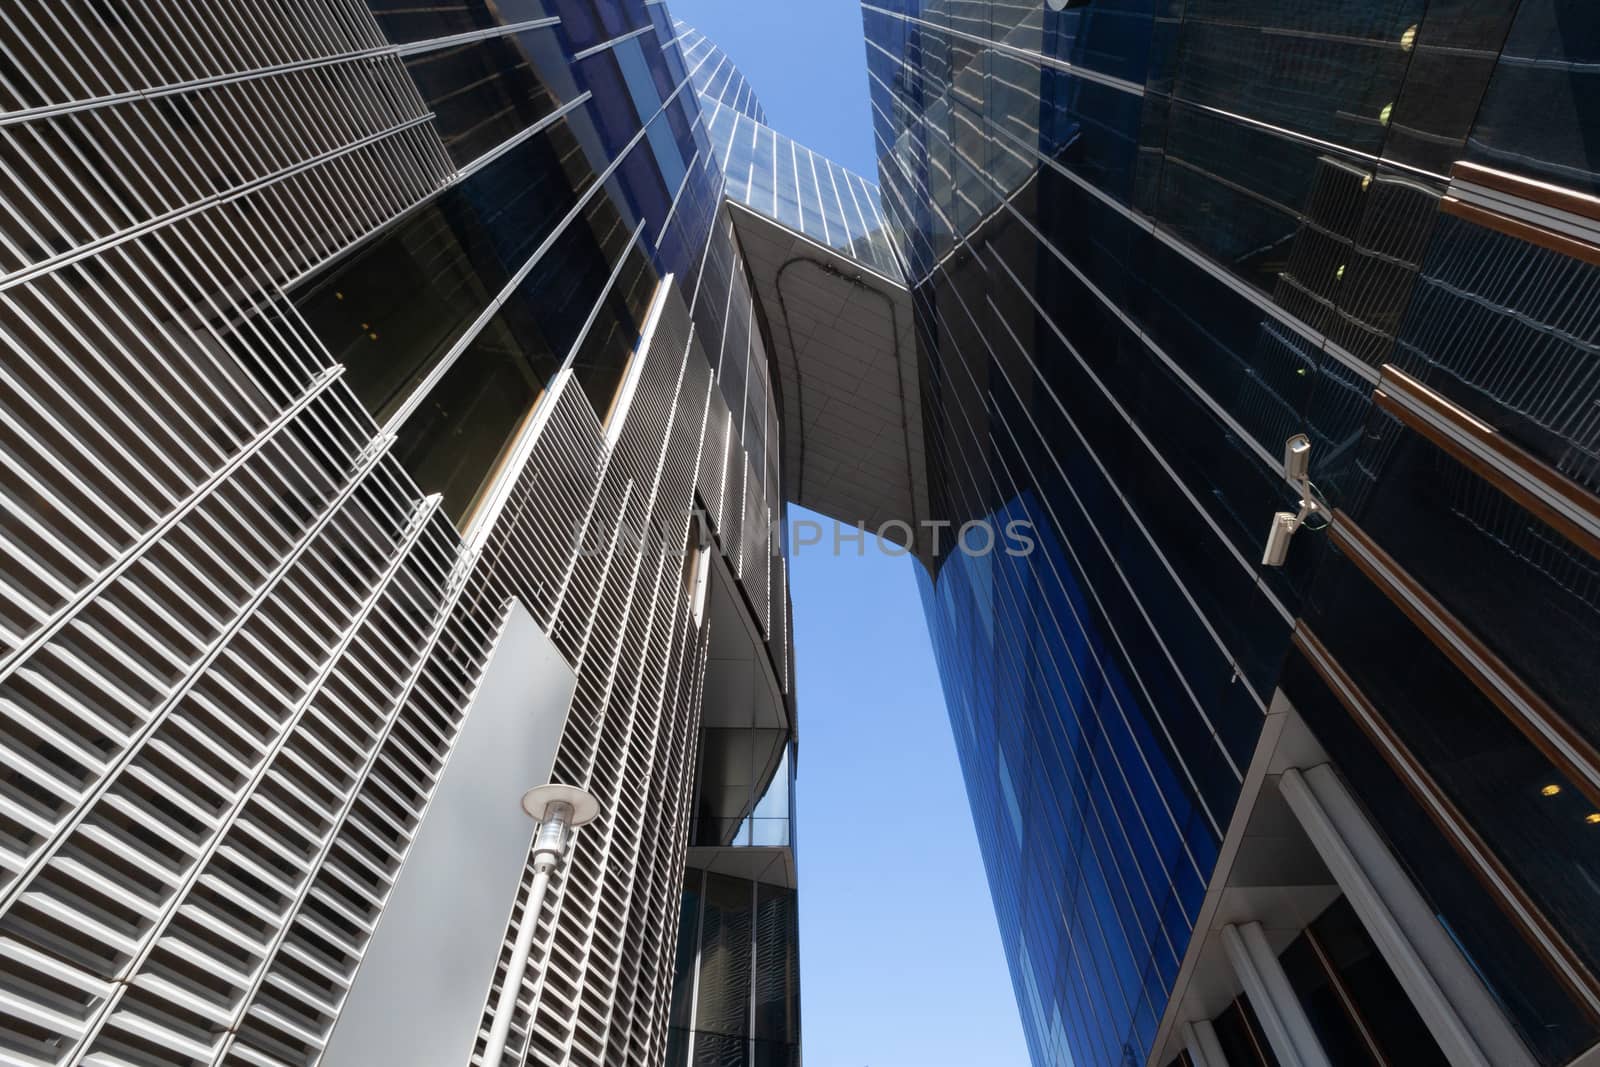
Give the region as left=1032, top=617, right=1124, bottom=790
left=1220, top=922, right=1332, bottom=1067
left=1182, top=1019, right=1230, bottom=1067
left=1280, top=765, right=1531, bottom=1067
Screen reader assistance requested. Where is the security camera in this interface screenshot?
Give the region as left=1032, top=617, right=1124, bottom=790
left=1261, top=435, right=1323, bottom=567
left=1283, top=434, right=1311, bottom=483
left=1261, top=511, right=1299, bottom=567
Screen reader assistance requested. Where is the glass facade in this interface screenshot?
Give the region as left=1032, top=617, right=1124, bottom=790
left=667, top=869, right=802, bottom=1067
left=693, top=734, right=796, bottom=850
left=864, top=1, right=1600, bottom=1065
left=676, top=23, right=904, bottom=278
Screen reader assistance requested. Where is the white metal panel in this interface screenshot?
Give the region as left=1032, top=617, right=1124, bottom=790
left=322, top=599, right=575, bottom=1067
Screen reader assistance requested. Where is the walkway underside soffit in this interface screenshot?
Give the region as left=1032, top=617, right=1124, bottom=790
left=727, top=202, right=931, bottom=563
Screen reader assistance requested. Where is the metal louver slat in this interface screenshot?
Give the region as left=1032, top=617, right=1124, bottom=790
left=0, top=367, right=343, bottom=681
left=0, top=437, right=396, bottom=909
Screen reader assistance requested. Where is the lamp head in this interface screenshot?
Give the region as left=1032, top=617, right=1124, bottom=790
left=521, top=783, right=601, bottom=827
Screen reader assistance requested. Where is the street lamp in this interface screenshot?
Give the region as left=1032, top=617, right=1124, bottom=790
left=480, top=783, right=601, bottom=1066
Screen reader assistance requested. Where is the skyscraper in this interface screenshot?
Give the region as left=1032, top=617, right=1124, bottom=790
left=8, top=3, right=1599, bottom=1067
left=860, top=2, right=1600, bottom=1066
left=0, top=4, right=820, bottom=1066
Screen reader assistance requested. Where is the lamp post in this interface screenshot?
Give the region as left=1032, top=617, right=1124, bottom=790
left=480, top=784, right=600, bottom=1066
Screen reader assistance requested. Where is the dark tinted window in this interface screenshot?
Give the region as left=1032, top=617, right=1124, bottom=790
left=1307, top=898, right=1450, bottom=1066
left=404, top=34, right=561, bottom=166
left=365, top=0, right=554, bottom=44
left=1468, top=0, right=1600, bottom=195
left=391, top=300, right=559, bottom=523
left=1211, top=997, right=1281, bottom=1067
left=294, top=119, right=592, bottom=422
left=1282, top=646, right=1599, bottom=1065
left=1305, top=547, right=1600, bottom=981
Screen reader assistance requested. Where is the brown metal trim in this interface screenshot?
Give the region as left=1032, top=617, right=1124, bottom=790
left=1375, top=364, right=1600, bottom=563
left=1440, top=196, right=1600, bottom=269
left=1305, top=926, right=1388, bottom=1067
left=1330, top=511, right=1600, bottom=810
left=1291, top=624, right=1600, bottom=1018
left=1233, top=995, right=1276, bottom=1067
left=1451, top=160, right=1600, bottom=227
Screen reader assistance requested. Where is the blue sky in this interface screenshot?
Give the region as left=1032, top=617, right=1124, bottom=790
left=668, top=0, right=880, bottom=178
left=782, top=507, right=1032, bottom=1067
left=667, top=7, right=1029, bottom=1058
